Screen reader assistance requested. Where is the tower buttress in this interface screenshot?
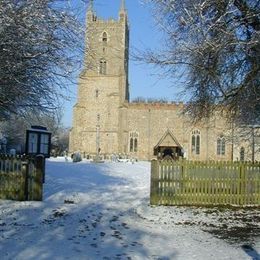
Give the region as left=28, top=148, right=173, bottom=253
left=118, top=0, right=129, bottom=101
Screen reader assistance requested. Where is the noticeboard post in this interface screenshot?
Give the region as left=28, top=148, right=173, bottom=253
left=25, top=126, right=52, bottom=158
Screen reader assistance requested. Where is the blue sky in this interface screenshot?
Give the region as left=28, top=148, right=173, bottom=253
left=62, top=0, right=182, bottom=127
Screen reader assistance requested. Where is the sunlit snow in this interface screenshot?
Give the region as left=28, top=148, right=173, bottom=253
left=0, top=158, right=259, bottom=259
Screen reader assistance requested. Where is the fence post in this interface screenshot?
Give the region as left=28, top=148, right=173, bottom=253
left=34, top=155, right=44, bottom=201
left=22, top=161, right=29, bottom=201
left=239, top=164, right=246, bottom=205
left=150, top=159, right=160, bottom=205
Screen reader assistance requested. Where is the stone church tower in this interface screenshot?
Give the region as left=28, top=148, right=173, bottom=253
left=69, top=0, right=129, bottom=156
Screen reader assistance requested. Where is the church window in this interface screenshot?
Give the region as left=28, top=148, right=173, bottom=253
left=134, top=138, right=138, bottom=152
left=129, top=132, right=138, bottom=153
left=99, top=60, right=107, bottom=75
left=102, top=32, right=108, bottom=43
left=240, top=147, right=245, bottom=162
left=191, top=130, right=200, bottom=155
left=217, top=137, right=225, bottom=155
left=192, top=135, right=196, bottom=151
left=95, top=89, right=99, bottom=98
left=130, top=138, right=133, bottom=152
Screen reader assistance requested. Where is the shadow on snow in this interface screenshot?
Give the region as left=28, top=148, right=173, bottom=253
left=0, top=161, right=177, bottom=259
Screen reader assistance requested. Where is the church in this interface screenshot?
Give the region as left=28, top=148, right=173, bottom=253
left=69, top=1, right=259, bottom=162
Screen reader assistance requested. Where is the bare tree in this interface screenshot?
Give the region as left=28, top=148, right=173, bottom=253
left=132, top=97, right=147, bottom=103
left=51, top=126, right=70, bottom=156
left=141, top=0, right=260, bottom=124
left=0, top=109, right=63, bottom=153
left=0, top=0, right=88, bottom=120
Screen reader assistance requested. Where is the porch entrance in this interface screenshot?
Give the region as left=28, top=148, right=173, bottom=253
left=153, top=129, right=183, bottom=160
left=154, top=146, right=183, bottom=160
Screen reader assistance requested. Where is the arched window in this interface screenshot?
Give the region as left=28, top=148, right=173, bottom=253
left=240, top=147, right=245, bottom=162
left=99, top=60, right=107, bottom=75
left=192, top=135, right=196, bottom=152
left=217, top=137, right=225, bottom=155
left=102, top=32, right=107, bottom=43
left=134, top=138, right=138, bottom=152
left=196, top=135, right=200, bottom=155
left=191, top=130, right=200, bottom=155
left=129, top=132, right=138, bottom=153
left=130, top=138, right=134, bottom=152
left=95, top=89, right=99, bottom=98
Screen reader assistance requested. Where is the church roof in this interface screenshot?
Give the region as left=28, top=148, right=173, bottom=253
left=154, top=129, right=182, bottom=149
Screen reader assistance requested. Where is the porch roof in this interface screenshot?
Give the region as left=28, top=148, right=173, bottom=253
left=154, top=129, right=182, bottom=149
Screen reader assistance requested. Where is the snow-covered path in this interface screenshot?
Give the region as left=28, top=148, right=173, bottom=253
left=0, top=159, right=259, bottom=259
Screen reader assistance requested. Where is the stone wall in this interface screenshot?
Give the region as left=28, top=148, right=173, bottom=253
left=120, top=102, right=233, bottom=161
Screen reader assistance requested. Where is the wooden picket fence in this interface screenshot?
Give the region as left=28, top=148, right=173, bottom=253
left=150, top=160, right=260, bottom=206
left=0, top=154, right=44, bottom=201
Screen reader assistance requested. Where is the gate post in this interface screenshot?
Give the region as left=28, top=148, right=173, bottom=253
left=22, top=161, right=29, bottom=201
left=150, top=159, right=160, bottom=205
left=34, top=155, right=44, bottom=201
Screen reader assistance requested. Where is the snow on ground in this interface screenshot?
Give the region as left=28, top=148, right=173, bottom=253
left=0, top=157, right=260, bottom=260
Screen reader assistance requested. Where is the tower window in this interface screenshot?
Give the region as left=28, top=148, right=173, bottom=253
left=129, top=132, right=138, bottom=153
left=191, top=130, right=200, bottom=155
left=95, top=89, right=99, bottom=98
left=99, top=60, right=107, bottom=75
left=102, top=32, right=107, bottom=43
left=217, top=137, right=225, bottom=155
